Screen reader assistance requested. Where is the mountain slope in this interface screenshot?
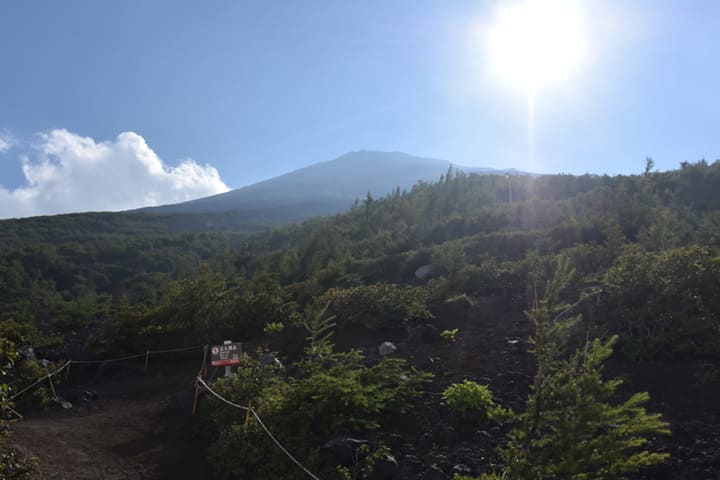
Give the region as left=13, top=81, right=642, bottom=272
left=138, top=151, right=520, bottom=220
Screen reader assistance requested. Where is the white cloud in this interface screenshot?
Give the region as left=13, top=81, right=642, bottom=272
left=0, top=134, right=12, bottom=153
left=0, top=129, right=229, bottom=219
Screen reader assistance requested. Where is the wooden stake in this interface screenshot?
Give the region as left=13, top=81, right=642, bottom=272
left=47, top=374, right=58, bottom=401
left=192, top=379, right=200, bottom=415
left=144, top=350, right=150, bottom=370
left=201, top=345, right=208, bottom=379
left=244, top=401, right=253, bottom=426
left=193, top=346, right=209, bottom=415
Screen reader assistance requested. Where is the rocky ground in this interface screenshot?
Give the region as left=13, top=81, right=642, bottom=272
left=9, top=295, right=720, bottom=479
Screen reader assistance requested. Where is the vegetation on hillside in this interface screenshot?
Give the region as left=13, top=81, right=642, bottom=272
left=204, top=307, right=432, bottom=479
left=2, top=160, right=720, bottom=477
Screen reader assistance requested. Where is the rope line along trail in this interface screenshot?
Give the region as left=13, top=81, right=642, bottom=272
left=68, top=344, right=203, bottom=365
left=10, top=360, right=73, bottom=401
left=9, top=344, right=204, bottom=401
left=196, top=377, right=323, bottom=480
left=68, top=352, right=147, bottom=365
left=8, top=343, right=323, bottom=480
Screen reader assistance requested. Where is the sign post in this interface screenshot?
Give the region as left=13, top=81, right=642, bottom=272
left=210, top=340, right=242, bottom=377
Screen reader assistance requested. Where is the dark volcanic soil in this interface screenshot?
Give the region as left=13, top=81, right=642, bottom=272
left=10, top=359, right=211, bottom=480
left=8, top=296, right=720, bottom=479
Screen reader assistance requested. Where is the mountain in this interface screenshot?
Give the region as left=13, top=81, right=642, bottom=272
left=0, top=151, right=525, bottom=238
left=137, top=151, right=523, bottom=222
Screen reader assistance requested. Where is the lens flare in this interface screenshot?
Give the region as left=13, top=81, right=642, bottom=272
left=488, top=0, right=586, bottom=92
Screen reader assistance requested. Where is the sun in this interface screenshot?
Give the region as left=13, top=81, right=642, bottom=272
left=487, top=0, right=586, bottom=92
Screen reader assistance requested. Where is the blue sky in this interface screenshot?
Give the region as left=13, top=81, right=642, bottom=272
left=1, top=1, right=719, bottom=216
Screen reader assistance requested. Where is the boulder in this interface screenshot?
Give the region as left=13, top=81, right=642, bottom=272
left=63, top=389, right=97, bottom=407
left=320, top=437, right=367, bottom=467
left=259, top=353, right=283, bottom=368
left=379, top=342, right=397, bottom=356
left=415, top=264, right=434, bottom=280
left=23, top=347, right=37, bottom=361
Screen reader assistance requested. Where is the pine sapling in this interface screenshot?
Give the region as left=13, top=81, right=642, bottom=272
left=499, top=256, right=670, bottom=480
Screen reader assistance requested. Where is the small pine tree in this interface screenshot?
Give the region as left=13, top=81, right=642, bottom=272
left=498, top=257, right=670, bottom=480
left=301, top=301, right=336, bottom=359
left=644, top=157, right=655, bottom=176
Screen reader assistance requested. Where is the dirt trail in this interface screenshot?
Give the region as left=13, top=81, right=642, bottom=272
left=10, top=362, right=210, bottom=480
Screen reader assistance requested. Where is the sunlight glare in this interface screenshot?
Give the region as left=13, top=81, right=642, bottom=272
left=488, top=0, right=586, bottom=92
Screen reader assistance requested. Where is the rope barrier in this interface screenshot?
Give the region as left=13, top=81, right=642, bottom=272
left=69, top=352, right=148, bottom=365
left=150, top=345, right=204, bottom=354
left=196, top=377, right=249, bottom=410
left=196, top=377, right=322, bottom=480
left=9, top=344, right=322, bottom=480
left=10, top=344, right=204, bottom=401
left=68, top=345, right=204, bottom=366
left=10, top=361, right=72, bottom=401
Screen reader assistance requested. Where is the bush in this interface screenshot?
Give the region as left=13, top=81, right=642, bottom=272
left=263, top=322, right=285, bottom=335
left=442, top=380, right=496, bottom=418
left=601, top=245, right=720, bottom=359
left=440, top=328, right=459, bottom=342
left=204, top=330, right=432, bottom=479
left=0, top=326, right=37, bottom=478
left=97, top=270, right=299, bottom=351
left=0, top=320, right=61, bottom=409
left=316, top=283, right=432, bottom=330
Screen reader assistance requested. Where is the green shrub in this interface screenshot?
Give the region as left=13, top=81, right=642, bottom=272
left=316, top=283, right=432, bottom=330
left=601, top=245, right=720, bottom=359
left=0, top=327, right=37, bottom=478
left=98, top=270, right=299, bottom=351
left=498, top=257, right=670, bottom=480
left=442, top=380, right=496, bottom=417
left=204, top=324, right=432, bottom=479
left=263, top=322, right=285, bottom=335
left=1, top=320, right=61, bottom=409
left=440, top=328, right=459, bottom=343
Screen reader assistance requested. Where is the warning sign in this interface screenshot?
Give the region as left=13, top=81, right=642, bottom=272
left=210, top=343, right=242, bottom=366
